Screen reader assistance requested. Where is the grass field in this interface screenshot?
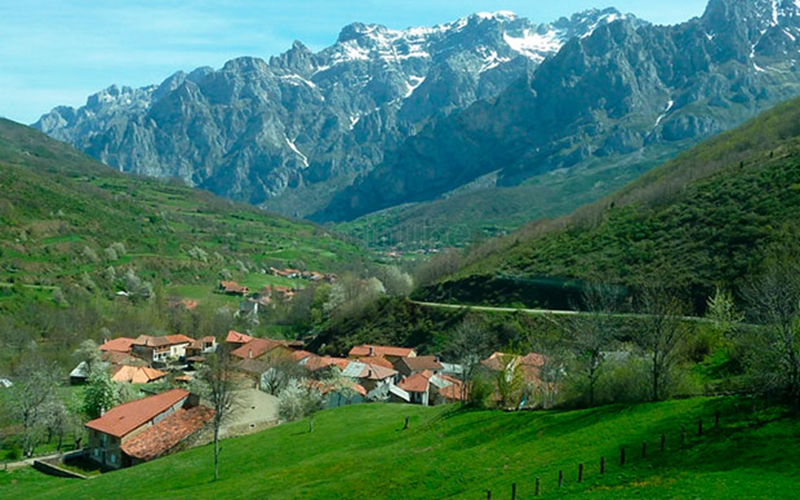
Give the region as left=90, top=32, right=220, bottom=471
left=1, top=397, right=797, bottom=499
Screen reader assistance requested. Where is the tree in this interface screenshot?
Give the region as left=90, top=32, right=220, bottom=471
left=446, top=317, right=490, bottom=405
left=196, top=348, right=239, bottom=481
left=557, top=283, right=623, bottom=406
left=10, top=360, right=59, bottom=457
left=82, top=370, right=120, bottom=419
left=75, top=339, right=103, bottom=375
left=495, top=354, right=526, bottom=409
left=260, top=356, right=306, bottom=396
left=278, top=379, right=325, bottom=432
left=633, top=283, right=691, bottom=402
left=706, top=286, right=744, bottom=338
left=741, top=258, right=800, bottom=403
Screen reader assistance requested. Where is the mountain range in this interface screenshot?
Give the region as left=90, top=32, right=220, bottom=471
left=33, top=0, right=800, bottom=248
left=32, top=8, right=636, bottom=219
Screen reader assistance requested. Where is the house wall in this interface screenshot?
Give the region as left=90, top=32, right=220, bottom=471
left=87, top=429, right=123, bottom=469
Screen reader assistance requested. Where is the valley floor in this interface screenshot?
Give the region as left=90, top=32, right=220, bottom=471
left=1, top=397, right=798, bottom=499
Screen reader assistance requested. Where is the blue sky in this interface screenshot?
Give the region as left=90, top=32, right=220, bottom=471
left=0, top=0, right=708, bottom=124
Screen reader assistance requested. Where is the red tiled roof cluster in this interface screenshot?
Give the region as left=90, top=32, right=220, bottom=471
left=86, top=389, right=189, bottom=438
left=99, top=337, right=136, bottom=353
left=348, top=345, right=416, bottom=358
left=398, top=370, right=433, bottom=393
left=121, top=405, right=214, bottom=461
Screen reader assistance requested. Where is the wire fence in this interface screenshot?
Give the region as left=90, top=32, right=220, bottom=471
left=483, top=405, right=747, bottom=499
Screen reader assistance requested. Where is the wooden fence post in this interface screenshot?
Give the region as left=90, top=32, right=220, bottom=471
left=620, top=447, right=626, bottom=466
left=558, top=470, right=564, bottom=488
left=661, top=434, right=666, bottom=452
left=578, top=463, right=584, bottom=483
left=512, top=483, right=516, bottom=500
left=487, top=489, right=491, bottom=500
left=600, top=456, right=605, bottom=475
left=535, top=477, right=540, bottom=496
left=642, top=441, right=647, bottom=459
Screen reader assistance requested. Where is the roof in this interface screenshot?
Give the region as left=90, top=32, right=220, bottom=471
left=481, top=352, right=518, bottom=371
left=101, top=351, right=147, bottom=367
left=111, top=365, right=168, bottom=384
left=520, top=353, right=545, bottom=367
left=121, top=406, right=214, bottom=461
left=348, top=345, right=417, bottom=358
left=302, top=355, right=350, bottom=372
left=226, top=330, right=254, bottom=344
left=343, top=362, right=397, bottom=381
left=86, top=389, right=189, bottom=438
left=399, top=356, right=443, bottom=373
left=398, top=370, right=433, bottom=393
left=357, top=356, right=394, bottom=369
left=434, top=374, right=466, bottom=401
left=220, top=281, right=248, bottom=293
left=132, top=335, right=195, bottom=348
left=230, top=338, right=289, bottom=360
left=189, top=336, right=216, bottom=350
left=99, top=337, right=135, bottom=353
left=291, top=350, right=313, bottom=362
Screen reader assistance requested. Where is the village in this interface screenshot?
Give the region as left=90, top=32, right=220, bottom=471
left=64, top=322, right=548, bottom=473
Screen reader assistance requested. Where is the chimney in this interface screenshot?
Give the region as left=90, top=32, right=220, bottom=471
left=368, top=346, right=374, bottom=356
left=368, top=369, right=373, bottom=378
left=248, top=348, right=253, bottom=359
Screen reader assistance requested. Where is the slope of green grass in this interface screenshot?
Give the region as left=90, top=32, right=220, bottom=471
left=0, top=119, right=364, bottom=306
left=418, top=96, right=800, bottom=310
left=2, top=398, right=797, bottom=499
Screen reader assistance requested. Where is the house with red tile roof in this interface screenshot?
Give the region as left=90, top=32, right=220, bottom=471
left=111, top=365, right=168, bottom=384
left=397, top=370, right=434, bottom=405
left=347, top=344, right=417, bottom=363
left=99, top=337, right=136, bottom=354
left=394, top=355, right=444, bottom=378
left=131, top=335, right=195, bottom=363
left=185, top=336, right=217, bottom=358
left=481, top=352, right=546, bottom=386
left=122, top=406, right=214, bottom=465
left=230, top=338, right=293, bottom=363
left=300, top=355, right=351, bottom=374
left=392, top=371, right=466, bottom=406
left=226, top=330, right=254, bottom=345
left=85, top=389, right=211, bottom=469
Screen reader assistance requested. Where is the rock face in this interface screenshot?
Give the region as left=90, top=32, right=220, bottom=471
left=315, top=0, right=800, bottom=221
left=32, top=9, right=636, bottom=217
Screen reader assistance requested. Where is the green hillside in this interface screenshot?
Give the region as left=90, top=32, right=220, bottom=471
left=0, top=118, right=363, bottom=303
left=2, top=398, right=798, bottom=499
left=417, top=96, right=800, bottom=310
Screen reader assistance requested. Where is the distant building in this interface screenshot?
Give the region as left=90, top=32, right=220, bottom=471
left=347, top=345, right=417, bottom=364
left=131, top=335, right=195, bottom=364
left=218, top=281, right=249, bottom=296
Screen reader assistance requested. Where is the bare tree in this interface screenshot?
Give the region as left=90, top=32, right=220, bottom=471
left=633, top=282, right=691, bottom=402
left=741, top=259, right=800, bottom=403
left=557, top=283, right=623, bottom=406
left=197, top=347, right=239, bottom=481
left=446, top=317, right=490, bottom=405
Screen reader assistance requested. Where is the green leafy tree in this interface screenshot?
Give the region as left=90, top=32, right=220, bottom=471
left=82, top=371, right=120, bottom=420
